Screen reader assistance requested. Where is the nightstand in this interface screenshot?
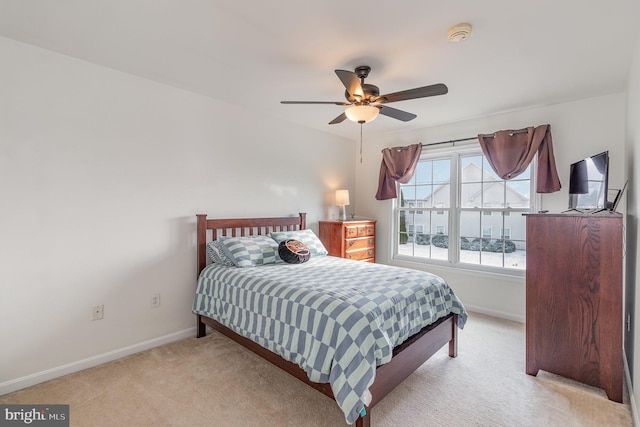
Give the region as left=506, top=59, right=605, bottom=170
left=318, top=220, right=376, bottom=262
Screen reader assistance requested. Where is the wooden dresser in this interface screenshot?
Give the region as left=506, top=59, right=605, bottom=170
left=524, top=212, right=623, bottom=402
left=318, top=220, right=376, bottom=262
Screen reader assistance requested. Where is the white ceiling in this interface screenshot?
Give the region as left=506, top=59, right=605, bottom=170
left=1, top=0, right=639, bottom=140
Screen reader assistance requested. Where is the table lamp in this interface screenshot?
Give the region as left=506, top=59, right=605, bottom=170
left=335, top=189, right=350, bottom=221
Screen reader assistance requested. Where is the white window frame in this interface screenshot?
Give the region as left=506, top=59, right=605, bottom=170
left=391, top=145, right=538, bottom=276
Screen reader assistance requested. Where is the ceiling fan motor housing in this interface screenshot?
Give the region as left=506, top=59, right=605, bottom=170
left=345, top=83, right=379, bottom=104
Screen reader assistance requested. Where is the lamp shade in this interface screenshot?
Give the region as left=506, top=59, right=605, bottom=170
left=344, top=105, right=379, bottom=123
left=335, top=189, right=350, bottom=206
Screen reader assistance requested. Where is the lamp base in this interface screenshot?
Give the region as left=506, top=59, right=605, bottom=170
left=340, top=205, right=347, bottom=221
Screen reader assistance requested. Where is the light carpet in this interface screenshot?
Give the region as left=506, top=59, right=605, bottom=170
left=1, top=312, right=633, bottom=426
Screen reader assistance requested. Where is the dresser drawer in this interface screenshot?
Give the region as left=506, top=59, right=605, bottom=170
left=345, top=248, right=375, bottom=261
left=345, top=224, right=376, bottom=238
left=345, top=237, right=375, bottom=251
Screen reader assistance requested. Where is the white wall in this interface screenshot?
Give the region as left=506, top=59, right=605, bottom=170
left=624, top=26, right=640, bottom=424
left=0, top=37, right=355, bottom=391
left=354, top=93, right=627, bottom=321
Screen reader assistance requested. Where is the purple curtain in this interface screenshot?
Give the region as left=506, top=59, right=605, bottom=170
left=375, top=144, right=422, bottom=200
left=477, top=124, right=561, bottom=193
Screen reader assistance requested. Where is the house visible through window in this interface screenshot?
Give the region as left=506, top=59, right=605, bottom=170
left=395, top=147, right=534, bottom=272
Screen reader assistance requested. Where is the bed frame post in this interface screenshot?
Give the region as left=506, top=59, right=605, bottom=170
left=196, top=214, right=208, bottom=277
left=449, top=313, right=458, bottom=357
left=196, top=214, right=208, bottom=339
left=355, top=410, right=371, bottom=427
left=299, top=212, right=307, bottom=229
left=196, top=315, right=207, bottom=338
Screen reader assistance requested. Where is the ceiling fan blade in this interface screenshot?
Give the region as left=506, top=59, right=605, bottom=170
left=329, top=112, right=347, bottom=124
left=335, top=70, right=365, bottom=99
left=281, top=101, right=351, bottom=105
left=378, top=105, right=417, bottom=122
left=376, top=83, right=448, bottom=104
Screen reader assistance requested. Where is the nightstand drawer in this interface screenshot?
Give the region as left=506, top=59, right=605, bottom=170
left=345, top=226, right=359, bottom=238
left=345, top=225, right=375, bottom=238
left=346, top=237, right=375, bottom=251
left=345, top=248, right=375, bottom=261
left=363, top=225, right=375, bottom=236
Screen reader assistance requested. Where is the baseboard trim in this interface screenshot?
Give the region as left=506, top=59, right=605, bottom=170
left=0, top=327, right=196, bottom=396
left=623, top=352, right=639, bottom=426
left=464, top=304, right=525, bottom=323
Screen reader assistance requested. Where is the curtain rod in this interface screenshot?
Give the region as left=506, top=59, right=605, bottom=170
left=420, top=128, right=529, bottom=148
left=382, top=128, right=531, bottom=153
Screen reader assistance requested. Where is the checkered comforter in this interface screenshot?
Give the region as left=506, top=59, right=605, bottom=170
left=193, top=256, right=467, bottom=424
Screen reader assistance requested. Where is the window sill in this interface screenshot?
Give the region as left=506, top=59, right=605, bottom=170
left=390, top=255, right=526, bottom=280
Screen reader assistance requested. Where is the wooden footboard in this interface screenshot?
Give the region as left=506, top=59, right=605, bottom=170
left=197, top=312, right=458, bottom=426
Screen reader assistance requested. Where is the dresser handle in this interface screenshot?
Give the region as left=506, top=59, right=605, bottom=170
left=368, top=249, right=373, bottom=255
left=348, top=241, right=355, bottom=247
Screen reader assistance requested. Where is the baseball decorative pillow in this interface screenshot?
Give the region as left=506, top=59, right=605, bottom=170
left=278, top=239, right=311, bottom=264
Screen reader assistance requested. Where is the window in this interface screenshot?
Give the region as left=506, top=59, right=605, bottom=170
left=501, top=228, right=512, bottom=239
left=395, top=148, right=534, bottom=272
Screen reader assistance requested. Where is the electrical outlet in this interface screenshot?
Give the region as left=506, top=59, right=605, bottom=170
left=151, top=293, right=160, bottom=308
left=92, top=304, right=104, bottom=321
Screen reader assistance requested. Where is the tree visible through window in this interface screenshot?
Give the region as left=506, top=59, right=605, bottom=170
left=395, top=149, right=534, bottom=271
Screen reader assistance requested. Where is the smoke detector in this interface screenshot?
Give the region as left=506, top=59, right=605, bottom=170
left=448, top=23, right=472, bottom=42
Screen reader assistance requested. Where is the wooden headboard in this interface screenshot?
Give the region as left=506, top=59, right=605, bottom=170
left=196, top=213, right=307, bottom=276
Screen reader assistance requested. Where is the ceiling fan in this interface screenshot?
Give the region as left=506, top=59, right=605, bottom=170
left=281, top=65, right=448, bottom=125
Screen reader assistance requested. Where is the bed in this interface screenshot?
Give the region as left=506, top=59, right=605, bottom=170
left=193, top=213, right=467, bottom=426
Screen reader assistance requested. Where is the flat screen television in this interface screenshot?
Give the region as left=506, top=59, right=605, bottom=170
left=568, top=151, right=609, bottom=211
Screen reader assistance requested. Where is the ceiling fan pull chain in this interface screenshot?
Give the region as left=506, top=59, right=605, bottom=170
left=360, top=123, right=363, bottom=163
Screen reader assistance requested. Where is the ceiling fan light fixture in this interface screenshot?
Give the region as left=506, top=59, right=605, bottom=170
left=345, top=105, right=379, bottom=123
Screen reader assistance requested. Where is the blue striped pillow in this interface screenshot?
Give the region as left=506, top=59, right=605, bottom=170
left=205, top=240, right=235, bottom=266
left=218, top=235, right=280, bottom=267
